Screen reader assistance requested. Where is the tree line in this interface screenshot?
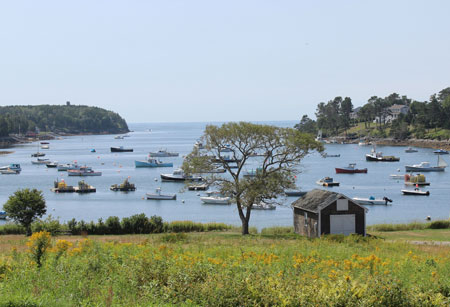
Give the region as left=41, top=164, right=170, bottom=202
left=295, top=87, right=450, bottom=140
left=0, top=104, right=129, bottom=136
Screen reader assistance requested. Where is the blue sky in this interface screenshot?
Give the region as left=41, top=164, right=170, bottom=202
left=1, top=1, right=449, bottom=123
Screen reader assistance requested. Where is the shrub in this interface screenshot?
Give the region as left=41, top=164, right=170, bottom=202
left=31, top=215, right=63, bottom=235
left=0, top=223, right=26, bottom=235
left=260, top=226, right=294, bottom=236
left=160, top=232, right=188, bottom=243
left=26, top=231, right=51, bottom=268
left=105, top=216, right=122, bottom=234
left=429, top=220, right=450, bottom=229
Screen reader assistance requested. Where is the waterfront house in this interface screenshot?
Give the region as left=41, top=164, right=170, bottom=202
left=292, top=189, right=368, bottom=238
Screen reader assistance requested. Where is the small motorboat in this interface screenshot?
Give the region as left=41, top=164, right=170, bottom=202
left=46, top=162, right=58, bottom=168
left=251, top=202, right=276, bottom=210
left=405, top=156, right=447, bottom=172
left=41, top=145, right=49, bottom=149
left=90, top=149, right=96, bottom=153
left=335, top=163, right=367, bottom=174
left=68, top=169, right=102, bottom=176
left=0, top=164, right=21, bottom=172
left=149, top=149, right=179, bottom=157
left=324, top=153, right=340, bottom=158
left=0, top=211, right=7, bottom=220
left=433, top=149, right=449, bottom=155
left=405, top=147, right=418, bottom=153
left=114, top=135, right=124, bottom=139
left=0, top=168, right=20, bottom=175
left=110, top=178, right=136, bottom=191
left=31, top=152, right=45, bottom=157
left=401, top=188, right=430, bottom=196
left=160, top=169, right=202, bottom=182
left=135, top=156, right=173, bottom=168
left=316, top=177, right=340, bottom=187
left=353, top=196, right=392, bottom=205
left=285, top=190, right=307, bottom=197
left=200, top=194, right=231, bottom=204
left=366, top=147, right=400, bottom=162
left=111, top=146, right=133, bottom=152
left=390, top=174, right=404, bottom=179
left=31, top=158, right=50, bottom=165
left=188, top=183, right=209, bottom=191
left=146, top=188, right=176, bottom=200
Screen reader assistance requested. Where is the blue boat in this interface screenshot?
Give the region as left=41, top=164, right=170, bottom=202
left=433, top=149, right=449, bottom=155
left=0, top=211, right=6, bottom=220
left=135, top=157, right=173, bottom=168
left=0, top=164, right=21, bottom=172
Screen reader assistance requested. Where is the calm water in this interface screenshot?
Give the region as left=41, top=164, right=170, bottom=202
left=1, top=121, right=450, bottom=229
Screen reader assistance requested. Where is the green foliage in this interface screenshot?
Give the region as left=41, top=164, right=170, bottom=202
left=0, top=223, right=26, bottom=235
left=183, top=122, right=323, bottom=235
left=165, top=221, right=231, bottom=233
left=160, top=232, right=188, bottom=243
left=260, top=226, right=294, bottom=235
left=0, top=104, right=128, bottom=136
left=3, top=189, right=46, bottom=236
left=31, top=215, right=63, bottom=235
left=294, top=114, right=317, bottom=134
left=429, top=220, right=450, bottom=229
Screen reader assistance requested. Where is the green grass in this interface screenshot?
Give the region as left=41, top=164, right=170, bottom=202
left=1, top=231, right=450, bottom=305
left=370, top=229, right=450, bottom=242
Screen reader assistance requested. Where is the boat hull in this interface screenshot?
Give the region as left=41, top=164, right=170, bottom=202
left=160, top=174, right=202, bottom=182
left=68, top=171, right=102, bottom=176
left=111, top=147, right=133, bottom=152
left=285, top=190, right=307, bottom=197
left=200, top=197, right=231, bottom=204
left=135, top=160, right=173, bottom=168
left=335, top=168, right=367, bottom=174
left=401, top=190, right=430, bottom=196
left=404, top=166, right=445, bottom=172
left=146, top=194, right=176, bottom=200
left=366, top=155, right=400, bottom=162
left=352, top=198, right=389, bottom=205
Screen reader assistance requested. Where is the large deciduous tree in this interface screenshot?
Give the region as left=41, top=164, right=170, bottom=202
left=182, top=122, right=323, bottom=235
left=3, top=189, right=47, bottom=236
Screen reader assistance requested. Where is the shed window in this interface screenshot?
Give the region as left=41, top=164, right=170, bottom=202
left=337, top=199, right=348, bottom=211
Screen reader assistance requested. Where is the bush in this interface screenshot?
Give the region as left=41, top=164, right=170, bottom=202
left=31, top=215, right=64, bottom=235
left=160, top=232, right=188, bottom=243
left=260, top=226, right=294, bottom=236
left=429, top=220, right=450, bottom=229
left=105, top=216, right=121, bottom=234
left=0, top=223, right=26, bottom=235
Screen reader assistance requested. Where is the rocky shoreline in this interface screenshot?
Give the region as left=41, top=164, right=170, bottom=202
left=367, top=138, right=450, bottom=150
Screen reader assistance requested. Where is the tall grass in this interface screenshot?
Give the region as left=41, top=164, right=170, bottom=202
left=368, top=220, right=450, bottom=232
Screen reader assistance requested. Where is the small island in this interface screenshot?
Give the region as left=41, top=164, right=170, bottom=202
left=0, top=104, right=129, bottom=147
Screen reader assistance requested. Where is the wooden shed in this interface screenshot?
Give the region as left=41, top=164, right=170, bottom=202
left=292, top=189, right=368, bottom=238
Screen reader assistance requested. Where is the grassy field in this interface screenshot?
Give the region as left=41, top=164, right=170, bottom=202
left=1, top=230, right=450, bottom=306
left=370, top=229, right=450, bottom=242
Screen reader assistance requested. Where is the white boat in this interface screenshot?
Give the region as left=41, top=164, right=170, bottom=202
left=200, top=196, right=231, bottom=204
left=252, top=202, right=276, bottom=210
left=146, top=188, right=176, bottom=200
left=405, top=156, right=447, bottom=172
left=41, top=145, right=49, bottom=149
left=160, top=169, right=202, bottom=182
left=194, top=140, right=204, bottom=150
left=114, top=135, right=124, bottom=139
left=405, top=147, right=418, bottom=153
left=0, top=168, right=20, bottom=174
left=353, top=196, right=392, bottom=205
left=389, top=174, right=404, bottom=179
left=401, top=188, right=430, bottom=196
left=149, top=149, right=179, bottom=157
left=31, top=158, right=50, bottom=165
left=316, top=177, right=339, bottom=187
left=0, top=164, right=21, bottom=172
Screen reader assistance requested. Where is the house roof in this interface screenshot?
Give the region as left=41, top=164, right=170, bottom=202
left=291, top=189, right=368, bottom=213
left=389, top=104, right=408, bottom=110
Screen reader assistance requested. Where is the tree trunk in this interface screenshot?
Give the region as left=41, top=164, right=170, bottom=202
left=26, top=224, right=32, bottom=236
left=241, top=219, right=250, bottom=235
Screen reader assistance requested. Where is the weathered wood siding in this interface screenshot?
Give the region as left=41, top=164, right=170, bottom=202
left=293, top=208, right=319, bottom=238
left=320, top=199, right=365, bottom=236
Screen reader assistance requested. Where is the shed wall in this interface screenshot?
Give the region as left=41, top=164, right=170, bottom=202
left=293, top=208, right=319, bottom=238
left=320, top=200, right=365, bottom=236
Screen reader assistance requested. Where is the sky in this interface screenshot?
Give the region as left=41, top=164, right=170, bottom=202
left=0, top=1, right=449, bottom=123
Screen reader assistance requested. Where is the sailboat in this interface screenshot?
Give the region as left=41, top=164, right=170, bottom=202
left=405, top=155, right=448, bottom=172
left=315, top=130, right=323, bottom=142
left=31, top=142, right=45, bottom=157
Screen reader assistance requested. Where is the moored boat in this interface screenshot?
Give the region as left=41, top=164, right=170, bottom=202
left=31, top=152, right=45, bottom=157
left=353, top=196, right=392, bottom=205
left=200, top=195, right=231, bottom=204
left=51, top=179, right=96, bottom=193
left=188, top=183, right=209, bottom=191
left=160, top=169, right=202, bottom=182
left=366, top=147, right=400, bottom=162
left=405, top=156, right=447, bottom=172
left=68, top=169, right=102, bottom=176
left=146, top=188, right=176, bottom=200
left=0, top=168, right=20, bottom=174
left=324, top=153, right=340, bottom=158
left=149, top=149, right=179, bottom=157
left=316, top=177, right=340, bottom=187
left=31, top=158, right=50, bottom=165
left=46, top=162, right=59, bottom=168
left=285, top=190, right=307, bottom=197
left=0, top=164, right=21, bottom=172
left=335, top=163, right=367, bottom=174
left=111, top=146, right=133, bottom=152
left=252, top=202, right=276, bottom=210
left=0, top=211, right=6, bottom=220
left=401, top=188, right=430, bottom=196
left=135, top=156, right=173, bottom=168
left=433, top=149, right=449, bottom=155
left=405, top=147, right=418, bottom=153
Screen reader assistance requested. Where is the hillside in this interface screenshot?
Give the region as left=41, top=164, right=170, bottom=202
left=0, top=105, right=129, bottom=136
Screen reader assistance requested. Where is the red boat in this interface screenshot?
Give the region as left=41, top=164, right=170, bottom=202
left=335, top=163, right=367, bottom=174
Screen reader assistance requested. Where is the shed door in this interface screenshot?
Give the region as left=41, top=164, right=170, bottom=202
left=330, top=214, right=355, bottom=235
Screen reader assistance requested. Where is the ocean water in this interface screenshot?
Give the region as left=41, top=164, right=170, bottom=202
left=1, top=121, right=449, bottom=229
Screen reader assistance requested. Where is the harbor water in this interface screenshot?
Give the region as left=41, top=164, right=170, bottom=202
left=1, top=121, right=450, bottom=229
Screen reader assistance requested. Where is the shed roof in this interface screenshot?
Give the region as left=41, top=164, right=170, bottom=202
left=291, top=189, right=368, bottom=213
